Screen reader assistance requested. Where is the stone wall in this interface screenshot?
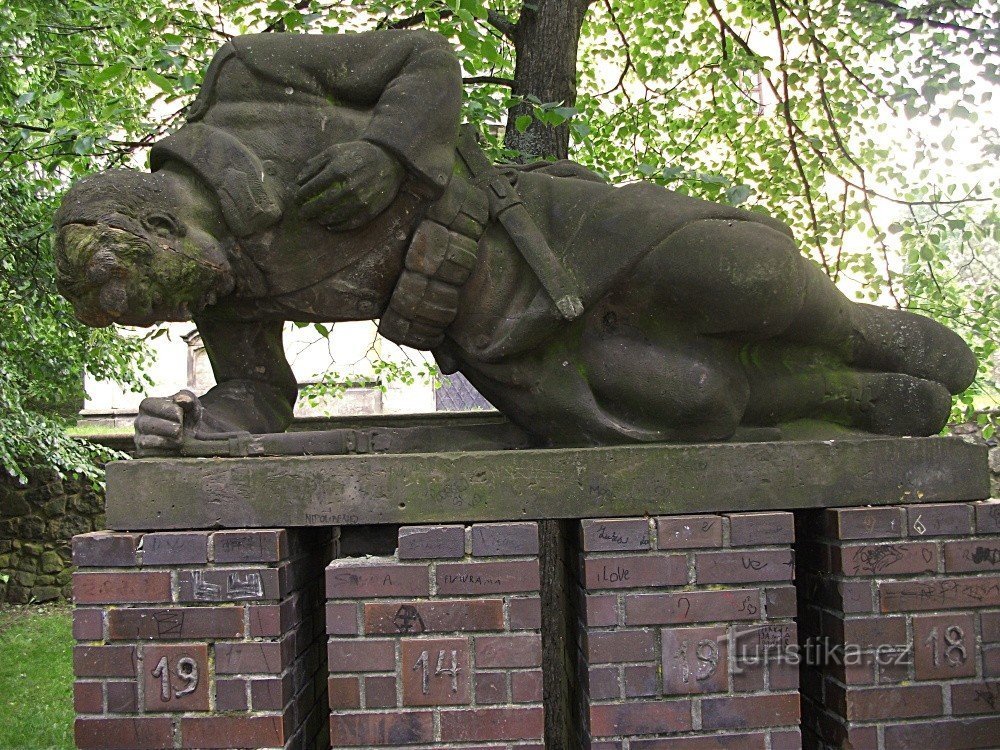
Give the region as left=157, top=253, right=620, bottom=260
left=0, top=469, right=105, bottom=604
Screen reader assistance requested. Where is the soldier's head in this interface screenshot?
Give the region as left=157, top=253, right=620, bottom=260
left=54, top=169, right=234, bottom=327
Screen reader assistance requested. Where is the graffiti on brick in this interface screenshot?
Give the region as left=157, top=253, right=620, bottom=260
left=394, top=604, right=426, bottom=634
left=190, top=569, right=263, bottom=600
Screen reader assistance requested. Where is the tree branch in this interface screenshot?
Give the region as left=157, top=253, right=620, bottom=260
left=464, top=75, right=514, bottom=86
left=486, top=8, right=517, bottom=41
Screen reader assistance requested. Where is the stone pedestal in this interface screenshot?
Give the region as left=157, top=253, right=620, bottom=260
left=798, top=502, right=1000, bottom=749
left=575, top=513, right=801, bottom=749
left=72, top=528, right=333, bottom=749
left=325, top=522, right=545, bottom=748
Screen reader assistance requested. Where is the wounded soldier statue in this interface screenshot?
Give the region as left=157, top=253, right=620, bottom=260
left=53, top=30, right=977, bottom=452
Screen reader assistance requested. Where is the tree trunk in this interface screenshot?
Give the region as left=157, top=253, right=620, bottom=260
left=503, top=0, right=591, bottom=161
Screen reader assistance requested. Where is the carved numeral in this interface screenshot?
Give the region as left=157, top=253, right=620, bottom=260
left=150, top=654, right=200, bottom=701
left=924, top=625, right=967, bottom=667
left=412, top=649, right=461, bottom=694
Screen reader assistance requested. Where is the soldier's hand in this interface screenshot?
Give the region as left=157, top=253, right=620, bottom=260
left=134, top=390, right=203, bottom=452
left=295, top=141, right=405, bottom=231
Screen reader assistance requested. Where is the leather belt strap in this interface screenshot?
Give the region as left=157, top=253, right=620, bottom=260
left=455, top=125, right=583, bottom=321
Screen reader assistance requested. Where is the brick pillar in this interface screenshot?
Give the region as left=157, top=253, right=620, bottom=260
left=576, top=513, right=801, bottom=749
left=72, top=528, right=333, bottom=750
left=326, top=522, right=545, bottom=748
left=798, top=501, right=1000, bottom=749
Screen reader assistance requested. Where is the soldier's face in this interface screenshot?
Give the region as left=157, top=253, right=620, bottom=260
left=56, top=210, right=229, bottom=327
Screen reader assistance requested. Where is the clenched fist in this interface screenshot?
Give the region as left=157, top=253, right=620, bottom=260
left=134, top=390, right=241, bottom=452
left=295, top=140, right=405, bottom=231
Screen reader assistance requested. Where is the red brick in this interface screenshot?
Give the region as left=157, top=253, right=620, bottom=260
left=74, top=681, right=103, bottom=713
left=825, top=506, right=904, bottom=540
left=142, top=644, right=209, bottom=712
left=475, top=671, right=507, bottom=703
left=73, top=572, right=171, bottom=604
left=834, top=541, right=937, bottom=577
left=250, top=598, right=299, bottom=637
left=475, top=633, right=542, bottom=668
left=175, top=567, right=280, bottom=602
left=626, top=589, right=763, bottom=625
left=398, top=525, right=466, bottom=559
left=142, top=532, right=209, bottom=565
left=106, top=681, right=137, bottom=713
left=985, top=646, right=1000, bottom=677
left=439, top=706, right=544, bottom=741
left=944, top=539, right=1000, bottom=573
left=325, top=601, right=358, bottom=635
left=252, top=675, right=292, bottom=710
left=983, top=611, right=1000, bottom=643
left=364, top=674, right=398, bottom=708
left=586, top=629, right=656, bottom=664
left=107, top=607, right=244, bottom=640
left=906, top=503, right=973, bottom=537
left=75, top=716, right=173, bottom=749
left=401, top=638, right=472, bottom=706
left=630, top=734, right=767, bottom=750
left=586, top=594, right=618, bottom=626
left=512, top=669, right=543, bottom=702
left=588, top=665, right=620, bottom=699
left=700, top=692, right=799, bottom=730
left=216, top=640, right=289, bottom=674
left=585, top=554, right=687, bottom=590
left=771, top=729, right=802, bottom=750
left=215, top=678, right=248, bottom=711
left=662, top=625, right=728, bottom=694
left=974, top=501, right=1000, bottom=533
left=952, top=681, right=1000, bottom=715
left=180, top=715, right=285, bottom=748
left=843, top=684, right=943, bottom=721
left=825, top=615, right=907, bottom=649
left=327, top=639, right=396, bottom=673
left=622, top=663, right=659, bottom=697
left=695, top=550, right=794, bottom=584
left=656, top=515, right=723, bottom=549
left=582, top=518, right=652, bottom=552
left=73, top=608, right=104, bottom=641
left=509, top=596, right=542, bottom=629
left=589, top=700, right=693, bottom=736
left=328, top=676, right=360, bottom=709
left=74, top=645, right=136, bottom=677
left=884, top=716, right=1000, bottom=749
left=913, top=613, right=977, bottom=679
left=880, top=575, right=1000, bottom=611
left=726, top=512, right=794, bottom=546
left=764, top=586, right=798, bottom=617
left=363, top=599, right=504, bottom=634
left=211, top=529, right=286, bottom=563
left=72, top=532, right=141, bottom=567
left=436, top=559, right=540, bottom=595
left=330, top=711, right=434, bottom=746
left=326, top=560, right=429, bottom=598
left=471, top=522, right=539, bottom=556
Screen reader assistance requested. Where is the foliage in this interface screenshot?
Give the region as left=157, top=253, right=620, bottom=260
left=0, top=604, right=74, bottom=749
left=1, top=0, right=997, bottom=480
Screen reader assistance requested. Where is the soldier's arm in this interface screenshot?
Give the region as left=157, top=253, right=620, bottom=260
left=230, top=30, right=462, bottom=195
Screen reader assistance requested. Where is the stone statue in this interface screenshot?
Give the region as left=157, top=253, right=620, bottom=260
left=53, top=30, right=977, bottom=451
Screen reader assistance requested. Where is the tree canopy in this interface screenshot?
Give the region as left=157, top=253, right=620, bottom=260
left=1, top=0, right=998, bottom=480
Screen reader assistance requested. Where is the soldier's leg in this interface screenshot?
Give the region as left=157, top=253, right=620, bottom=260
left=634, top=219, right=975, bottom=393
left=738, top=343, right=953, bottom=436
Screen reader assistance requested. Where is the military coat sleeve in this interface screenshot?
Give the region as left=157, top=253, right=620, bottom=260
left=194, top=31, right=462, bottom=196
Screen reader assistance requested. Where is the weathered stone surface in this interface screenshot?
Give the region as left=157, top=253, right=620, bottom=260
left=106, top=436, right=988, bottom=530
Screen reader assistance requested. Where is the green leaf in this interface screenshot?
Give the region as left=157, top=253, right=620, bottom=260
left=515, top=114, right=532, bottom=133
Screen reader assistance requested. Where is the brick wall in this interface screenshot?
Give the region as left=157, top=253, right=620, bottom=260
left=325, top=522, right=545, bottom=748
left=72, top=528, right=334, bottom=750
left=575, top=513, right=801, bottom=749
left=798, top=501, right=1000, bottom=749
